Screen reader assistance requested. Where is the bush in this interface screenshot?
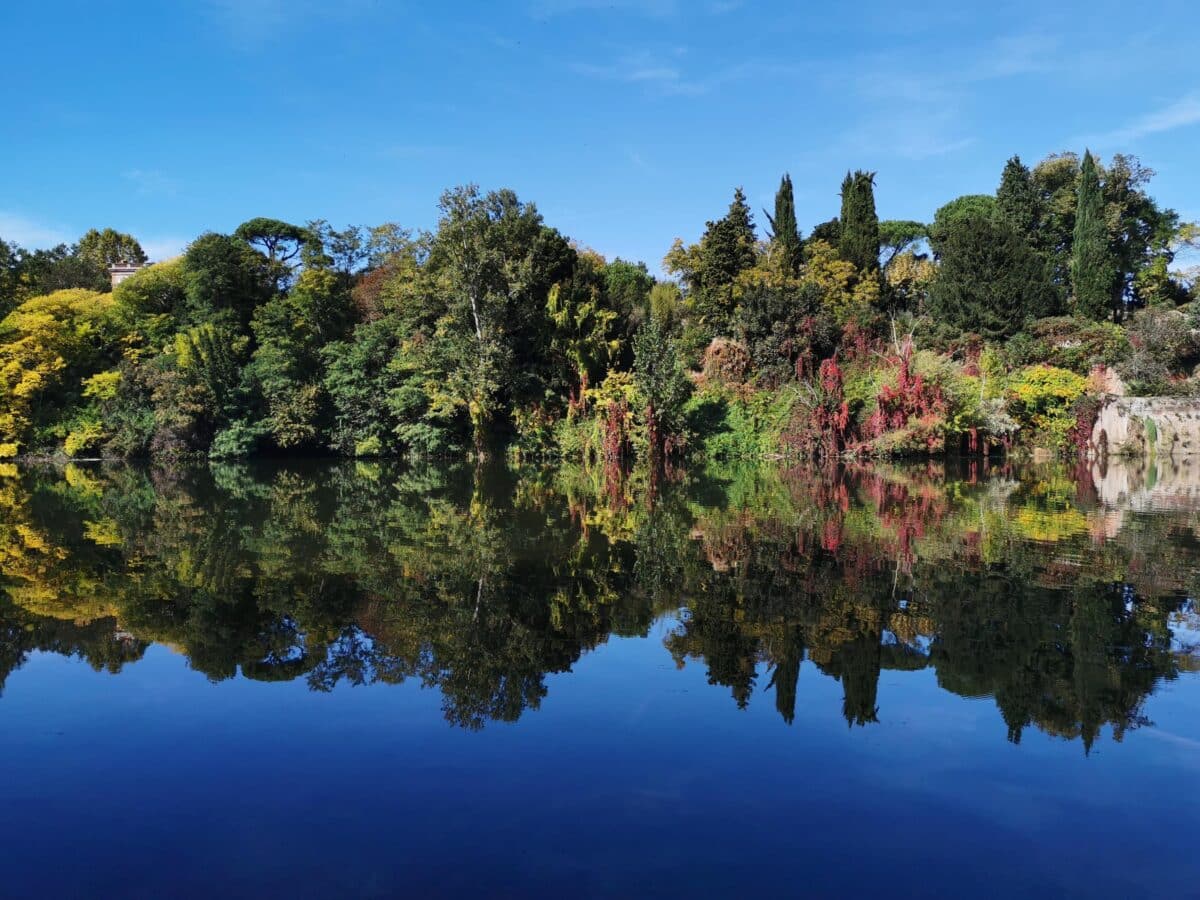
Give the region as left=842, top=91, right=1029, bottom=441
left=1025, top=317, right=1130, bottom=374
left=354, top=435, right=384, bottom=457
left=700, top=338, right=751, bottom=386
left=210, top=419, right=268, bottom=459
left=1005, top=365, right=1088, bottom=450
left=64, top=419, right=105, bottom=457
left=1118, top=307, right=1198, bottom=394
left=686, top=386, right=800, bottom=460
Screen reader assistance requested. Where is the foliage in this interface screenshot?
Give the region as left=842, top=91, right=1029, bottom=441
left=838, top=170, right=880, bottom=274
left=996, top=317, right=1131, bottom=375
left=633, top=315, right=692, bottom=456
left=1118, top=306, right=1198, bottom=394
left=1005, top=365, right=1088, bottom=448
left=1, top=160, right=1193, bottom=466
left=996, top=155, right=1040, bottom=243
left=929, top=194, right=996, bottom=258
left=765, top=173, right=803, bottom=273
left=928, top=213, right=1058, bottom=339
left=800, top=239, right=881, bottom=324
left=1071, top=151, right=1118, bottom=320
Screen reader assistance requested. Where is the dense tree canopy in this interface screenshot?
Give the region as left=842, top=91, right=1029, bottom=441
left=0, top=149, right=1193, bottom=463
left=928, top=213, right=1058, bottom=339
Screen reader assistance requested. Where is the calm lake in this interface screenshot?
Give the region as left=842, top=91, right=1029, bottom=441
left=1, top=457, right=1198, bottom=898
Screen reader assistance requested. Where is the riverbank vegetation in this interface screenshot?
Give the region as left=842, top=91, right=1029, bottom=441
left=2, top=152, right=1197, bottom=462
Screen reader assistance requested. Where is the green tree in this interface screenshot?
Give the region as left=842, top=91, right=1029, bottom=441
left=1031, top=152, right=1081, bottom=287
left=765, top=173, right=803, bottom=273
left=838, top=170, right=880, bottom=273
left=996, top=155, right=1040, bottom=244
left=698, top=187, right=758, bottom=328
left=0, top=239, right=20, bottom=318
left=111, top=259, right=187, bottom=347
left=929, top=194, right=997, bottom=258
left=1071, top=150, right=1119, bottom=320
left=1101, top=154, right=1180, bottom=307
left=250, top=267, right=352, bottom=449
left=234, top=217, right=311, bottom=266
left=77, top=228, right=147, bottom=274
left=633, top=315, right=691, bottom=456
left=181, top=233, right=274, bottom=330
left=878, top=220, right=927, bottom=269
left=429, top=185, right=573, bottom=454
left=928, top=213, right=1057, bottom=339
left=664, top=188, right=758, bottom=333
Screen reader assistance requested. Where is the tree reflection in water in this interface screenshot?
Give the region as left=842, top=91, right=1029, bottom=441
left=0, top=457, right=1197, bottom=747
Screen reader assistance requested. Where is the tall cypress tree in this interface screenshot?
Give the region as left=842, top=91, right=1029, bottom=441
left=838, top=170, right=880, bottom=273
left=996, top=155, right=1040, bottom=244
left=1070, top=150, right=1118, bottom=320
left=766, top=173, right=803, bottom=273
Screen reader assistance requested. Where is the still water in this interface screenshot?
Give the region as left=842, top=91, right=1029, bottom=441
left=1, top=457, right=1198, bottom=898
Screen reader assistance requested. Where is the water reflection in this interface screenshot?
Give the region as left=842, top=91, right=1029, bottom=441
left=1, top=457, right=1197, bottom=745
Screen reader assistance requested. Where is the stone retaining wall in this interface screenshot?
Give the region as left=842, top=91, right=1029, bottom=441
left=1090, top=397, right=1200, bottom=458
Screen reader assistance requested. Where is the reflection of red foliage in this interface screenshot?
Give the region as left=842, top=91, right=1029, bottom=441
left=821, top=518, right=842, bottom=552
left=601, top=399, right=631, bottom=508
left=1068, top=394, right=1102, bottom=457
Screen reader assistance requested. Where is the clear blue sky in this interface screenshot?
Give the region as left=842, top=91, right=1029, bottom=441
left=2, top=0, right=1197, bottom=269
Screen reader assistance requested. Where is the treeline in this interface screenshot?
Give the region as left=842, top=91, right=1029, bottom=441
left=1, top=152, right=1196, bottom=461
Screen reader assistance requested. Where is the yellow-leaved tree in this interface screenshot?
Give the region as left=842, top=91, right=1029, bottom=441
left=0, top=289, right=117, bottom=456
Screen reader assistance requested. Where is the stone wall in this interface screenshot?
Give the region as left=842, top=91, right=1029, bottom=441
left=1090, top=397, right=1200, bottom=458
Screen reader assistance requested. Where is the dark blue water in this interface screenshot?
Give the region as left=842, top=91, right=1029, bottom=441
left=1, top=459, right=1197, bottom=898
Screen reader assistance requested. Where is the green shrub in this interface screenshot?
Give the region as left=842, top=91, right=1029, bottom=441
left=210, top=419, right=268, bottom=459
left=354, top=435, right=384, bottom=457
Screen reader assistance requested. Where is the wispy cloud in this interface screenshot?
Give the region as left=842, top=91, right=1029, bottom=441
left=123, top=169, right=179, bottom=198
left=530, top=0, right=679, bottom=17
left=0, top=212, right=72, bottom=249
left=969, top=31, right=1059, bottom=79
left=531, top=0, right=739, bottom=17
left=837, top=30, right=1063, bottom=164
left=206, top=0, right=290, bottom=43
left=205, top=0, right=378, bottom=46
left=572, top=49, right=805, bottom=97
left=626, top=148, right=652, bottom=171
left=1081, top=93, right=1200, bottom=146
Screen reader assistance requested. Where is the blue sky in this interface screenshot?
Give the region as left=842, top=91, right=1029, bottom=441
left=1, top=0, right=1197, bottom=269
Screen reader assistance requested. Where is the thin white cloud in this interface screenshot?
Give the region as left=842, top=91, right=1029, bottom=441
left=206, top=0, right=289, bottom=42
left=838, top=30, right=1064, bottom=165
left=531, top=0, right=739, bottom=17
left=123, top=169, right=179, bottom=198
left=206, top=0, right=379, bottom=46
left=0, top=212, right=72, bottom=249
left=1083, top=93, right=1200, bottom=146
left=571, top=50, right=805, bottom=97
left=969, top=32, right=1059, bottom=79
left=531, top=0, right=679, bottom=17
